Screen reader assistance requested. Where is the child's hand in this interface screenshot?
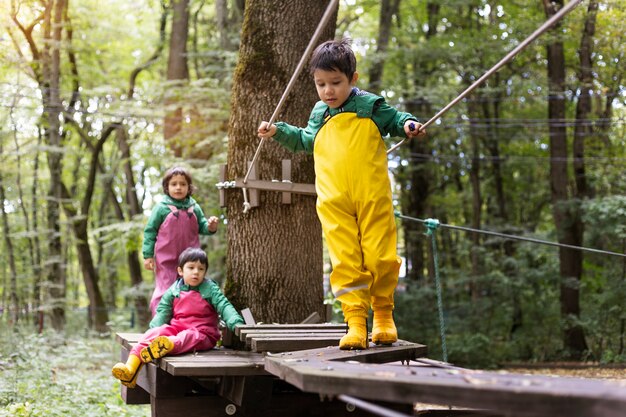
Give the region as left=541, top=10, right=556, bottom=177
left=207, top=216, right=219, bottom=233
left=258, top=121, right=277, bottom=139
left=404, top=121, right=427, bottom=138
left=144, top=258, right=154, bottom=271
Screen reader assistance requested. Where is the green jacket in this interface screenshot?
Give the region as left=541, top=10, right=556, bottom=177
left=150, top=278, right=244, bottom=332
left=142, top=194, right=214, bottom=259
left=273, top=88, right=418, bottom=153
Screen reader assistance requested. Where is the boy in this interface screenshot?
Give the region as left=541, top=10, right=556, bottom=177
left=112, top=247, right=244, bottom=388
left=258, top=38, right=426, bottom=350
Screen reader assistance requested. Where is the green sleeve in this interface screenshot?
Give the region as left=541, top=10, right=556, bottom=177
left=194, top=204, right=215, bottom=236
left=204, top=280, right=244, bottom=331
left=372, top=99, right=419, bottom=139
left=142, top=204, right=168, bottom=259
left=149, top=288, right=175, bottom=328
left=272, top=101, right=327, bottom=154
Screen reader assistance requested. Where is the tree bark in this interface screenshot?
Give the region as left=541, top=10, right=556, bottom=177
left=164, top=0, right=191, bottom=155
left=368, top=0, right=400, bottom=94
left=225, top=0, right=337, bottom=323
left=543, top=0, right=588, bottom=358
left=0, top=161, right=19, bottom=324
left=42, top=0, right=67, bottom=331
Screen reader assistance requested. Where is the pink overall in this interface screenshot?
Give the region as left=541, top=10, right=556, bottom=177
left=131, top=290, right=220, bottom=358
left=150, top=205, right=200, bottom=314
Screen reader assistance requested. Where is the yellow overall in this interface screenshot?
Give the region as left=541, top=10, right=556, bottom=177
left=314, top=112, right=401, bottom=320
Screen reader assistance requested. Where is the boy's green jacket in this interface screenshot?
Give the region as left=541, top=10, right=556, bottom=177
left=142, top=194, right=213, bottom=259
left=272, top=88, right=417, bottom=153
left=150, top=278, right=244, bottom=332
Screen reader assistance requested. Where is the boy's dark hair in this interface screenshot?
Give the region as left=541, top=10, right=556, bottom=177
left=309, top=38, right=356, bottom=80
left=162, top=166, right=196, bottom=197
left=178, top=247, right=208, bottom=269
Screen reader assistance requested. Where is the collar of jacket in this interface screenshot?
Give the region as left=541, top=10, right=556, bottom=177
left=161, top=194, right=196, bottom=208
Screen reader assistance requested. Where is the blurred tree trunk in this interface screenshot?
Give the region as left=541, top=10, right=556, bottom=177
left=543, top=0, right=588, bottom=358
left=225, top=0, right=337, bottom=323
left=164, top=0, right=190, bottom=156
left=467, top=96, right=483, bottom=301
left=0, top=161, right=19, bottom=324
left=400, top=2, right=437, bottom=285
left=41, top=0, right=68, bottom=331
left=368, top=0, right=400, bottom=94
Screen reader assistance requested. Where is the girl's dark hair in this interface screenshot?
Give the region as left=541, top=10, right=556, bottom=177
left=162, top=166, right=196, bottom=198
left=309, top=38, right=356, bottom=80
left=178, top=247, right=208, bottom=269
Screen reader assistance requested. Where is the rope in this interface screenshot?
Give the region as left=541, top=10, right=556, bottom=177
left=395, top=212, right=626, bottom=259
left=243, top=0, right=340, bottom=184
left=424, top=219, right=448, bottom=363
left=386, top=0, right=582, bottom=155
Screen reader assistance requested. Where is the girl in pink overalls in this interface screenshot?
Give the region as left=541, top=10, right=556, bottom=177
left=143, top=167, right=219, bottom=314
left=112, top=247, right=244, bottom=388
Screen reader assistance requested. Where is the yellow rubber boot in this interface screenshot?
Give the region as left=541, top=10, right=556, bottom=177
left=112, top=354, right=143, bottom=388
left=140, top=336, right=174, bottom=363
left=372, top=309, right=397, bottom=345
left=339, top=315, right=368, bottom=350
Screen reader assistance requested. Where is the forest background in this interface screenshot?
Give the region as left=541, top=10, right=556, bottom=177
left=0, top=1, right=625, bottom=413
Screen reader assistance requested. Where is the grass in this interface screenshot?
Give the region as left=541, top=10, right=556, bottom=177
left=0, top=325, right=149, bottom=417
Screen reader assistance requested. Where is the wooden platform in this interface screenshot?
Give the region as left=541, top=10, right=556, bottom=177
left=116, top=324, right=425, bottom=416
left=116, top=325, right=626, bottom=417
left=265, top=353, right=626, bottom=417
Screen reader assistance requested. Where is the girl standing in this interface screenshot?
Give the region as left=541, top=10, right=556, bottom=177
left=143, top=167, right=218, bottom=314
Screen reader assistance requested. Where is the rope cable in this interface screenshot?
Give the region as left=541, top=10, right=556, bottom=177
left=387, top=0, right=583, bottom=155
left=395, top=212, right=626, bottom=258
left=243, top=0, right=340, bottom=184
left=424, top=219, right=448, bottom=363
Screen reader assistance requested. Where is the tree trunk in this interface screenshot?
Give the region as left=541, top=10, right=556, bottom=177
left=467, top=97, right=483, bottom=301
left=164, top=0, right=191, bottom=155
left=543, top=0, right=588, bottom=358
left=368, top=0, right=400, bottom=94
left=0, top=165, right=19, bottom=324
left=225, top=0, right=337, bottom=323
left=117, top=127, right=151, bottom=327
left=42, top=0, right=67, bottom=331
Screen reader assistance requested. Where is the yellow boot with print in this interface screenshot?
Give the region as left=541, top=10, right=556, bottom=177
left=112, top=354, right=143, bottom=388
left=140, top=336, right=174, bottom=363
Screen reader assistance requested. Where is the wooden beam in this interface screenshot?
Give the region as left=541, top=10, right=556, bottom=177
left=282, top=159, right=292, bottom=204
left=219, top=164, right=227, bottom=207
left=234, top=178, right=316, bottom=196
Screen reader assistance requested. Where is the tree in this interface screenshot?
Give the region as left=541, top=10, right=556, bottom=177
left=543, top=0, right=588, bottom=358
left=225, top=0, right=338, bottom=323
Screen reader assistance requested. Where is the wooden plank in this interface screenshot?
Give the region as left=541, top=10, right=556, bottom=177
left=241, top=308, right=256, bottom=325
left=251, top=336, right=343, bottom=352
left=234, top=178, right=317, bottom=196
left=265, top=357, right=626, bottom=417
left=281, top=159, right=292, bottom=204
left=246, top=161, right=259, bottom=208
left=160, top=350, right=267, bottom=377
left=218, top=164, right=227, bottom=207
left=238, top=328, right=347, bottom=343
left=235, top=323, right=346, bottom=337
left=265, top=340, right=426, bottom=364
left=300, top=311, right=322, bottom=324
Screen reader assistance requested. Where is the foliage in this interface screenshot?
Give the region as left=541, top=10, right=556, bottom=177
left=0, top=324, right=149, bottom=417
left=0, top=0, right=625, bottom=368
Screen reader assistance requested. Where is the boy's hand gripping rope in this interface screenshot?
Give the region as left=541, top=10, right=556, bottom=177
left=424, top=218, right=448, bottom=363
left=241, top=0, right=340, bottom=213
left=387, top=0, right=582, bottom=155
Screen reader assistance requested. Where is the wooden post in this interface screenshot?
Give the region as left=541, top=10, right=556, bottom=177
left=282, top=160, right=292, bottom=204
left=219, top=164, right=227, bottom=208
left=246, top=161, right=259, bottom=208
